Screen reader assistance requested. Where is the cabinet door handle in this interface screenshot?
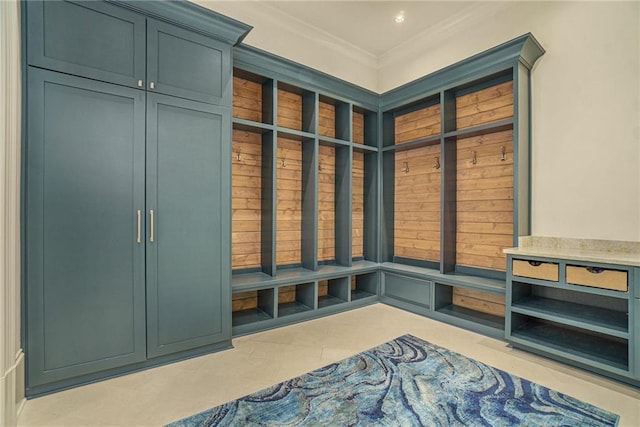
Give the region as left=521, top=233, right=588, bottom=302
left=136, top=210, right=141, bottom=244
left=150, top=82, right=155, bottom=90
left=150, top=210, right=155, bottom=243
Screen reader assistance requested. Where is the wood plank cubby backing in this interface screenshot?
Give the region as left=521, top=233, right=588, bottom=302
left=455, top=79, right=514, bottom=272
left=456, top=80, right=513, bottom=130
left=318, top=144, right=336, bottom=262
left=395, top=104, right=441, bottom=144
left=233, top=76, right=262, bottom=122
left=278, top=88, right=302, bottom=130
left=352, top=111, right=365, bottom=258
left=276, top=137, right=303, bottom=266
left=232, top=129, right=262, bottom=270
left=394, top=144, right=441, bottom=263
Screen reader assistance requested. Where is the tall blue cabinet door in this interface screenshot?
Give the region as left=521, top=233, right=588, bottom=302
left=146, top=18, right=231, bottom=105
left=25, top=68, right=147, bottom=388
left=26, top=0, right=145, bottom=88
left=146, top=92, right=231, bottom=358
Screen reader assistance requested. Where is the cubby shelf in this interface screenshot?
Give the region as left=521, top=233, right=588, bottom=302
left=231, top=270, right=379, bottom=335
left=511, top=296, right=628, bottom=338
left=510, top=317, right=629, bottom=373
left=443, top=118, right=513, bottom=140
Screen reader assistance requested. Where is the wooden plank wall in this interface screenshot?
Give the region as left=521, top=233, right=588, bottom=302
left=233, top=76, right=262, bottom=122
left=352, top=112, right=365, bottom=258
left=319, top=101, right=335, bottom=138
left=318, top=145, right=336, bottom=261
left=455, top=130, right=513, bottom=271
left=232, top=130, right=262, bottom=270
left=394, top=145, right=441, bottom=262
left=232, top=290, right=257, bottom=312
left=394, top=104, right=441, bottom=144
left=452, top=288, right=505, bottom=317
left=318, top=280, right=328, bottom=297
left=276, top=137, right=303, bottom=266
left=278, top=285, right=297, bottom=304
left=456, top=81, right=513, bottom=129
left=352, top=151, right=364, bottom=258
left=278, top=89, right=302, bottom=130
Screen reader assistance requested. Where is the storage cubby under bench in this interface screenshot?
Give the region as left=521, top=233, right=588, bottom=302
left=505, top=237, right=640, bottom=386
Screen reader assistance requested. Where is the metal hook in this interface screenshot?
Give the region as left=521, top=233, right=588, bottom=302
left=500, top=146, right=506, bottom=161
left=281, top=156, right=286, bottom=168
left=471, top=151, right=477, bottom=165
left=434, top=157, right=440, bottom=170
left=236, top=148, right=242, bottom=162
left=402, top=161, right=409, bottom=173
left=318, top=162, right=323, bottom=172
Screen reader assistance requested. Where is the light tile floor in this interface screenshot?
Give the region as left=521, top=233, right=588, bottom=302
left=18, top=304, right=640, bottom=426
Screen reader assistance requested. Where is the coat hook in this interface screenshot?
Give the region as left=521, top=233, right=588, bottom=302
left=281, top=156, right=286, bottom=168
left=500, top=146, right=506, bottom=161
left=434, top=157, right=440, bottom=170
left=402, top=161, right=409, bottom=173
left=318, top=162, right=323, bottom=172
left=471, top=151, right=477, bottom=165
left=236, top=148, right=242, bottom=162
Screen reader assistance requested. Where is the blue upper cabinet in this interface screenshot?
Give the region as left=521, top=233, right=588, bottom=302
left=27, top=1, right=250, bottom=103
left=147, top=19, right=231, bottom=105
left=26, top=0, right=146, bottom=88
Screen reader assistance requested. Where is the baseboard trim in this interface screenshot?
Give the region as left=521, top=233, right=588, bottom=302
left=1, top=351, right=24, bottom=426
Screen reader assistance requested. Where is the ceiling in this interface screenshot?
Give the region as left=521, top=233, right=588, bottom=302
left=262, top=1, right=479, bottom=56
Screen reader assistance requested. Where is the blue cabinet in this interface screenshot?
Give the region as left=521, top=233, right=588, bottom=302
left=23, top=0, right=248, bottom=395
left=26, top=0, right=146, bottom=88
left=147, top=19, right=231, bottom=105
left=25, top=68, right=147, bottom=387
left=146, top=93, right=231, bottom=357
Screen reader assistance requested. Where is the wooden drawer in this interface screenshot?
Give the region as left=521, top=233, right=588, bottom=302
left=512, top=259, right=559, bottom=281
left=566, top=265, right=628, bottom=292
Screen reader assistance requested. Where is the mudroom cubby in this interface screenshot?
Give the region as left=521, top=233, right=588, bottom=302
left=378, top=35, right=544, bottom=337
left=230, top=45, right=380, bottom=335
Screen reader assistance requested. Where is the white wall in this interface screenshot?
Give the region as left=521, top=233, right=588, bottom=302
left=204, top=0, right=640, bottom=242
left=194, top=0, right=379, bottom=91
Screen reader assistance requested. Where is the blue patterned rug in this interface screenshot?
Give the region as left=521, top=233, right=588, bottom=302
left=167, top=334, right=619, bottom=426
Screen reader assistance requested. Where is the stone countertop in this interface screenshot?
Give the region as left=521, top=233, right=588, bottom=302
left=503, top=236, right=640, bottom=267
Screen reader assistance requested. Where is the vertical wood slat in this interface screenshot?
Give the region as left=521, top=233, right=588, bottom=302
left=277, top=89, right=302, bottom=130
left=456, top=81, right=513, bottom=130
left=456, top=130, right=514, bottom=272
left=276, top=137, right=303, bottom=265
left=352, top=151, right=364, bottom=258
left=394, top=145, right=441, bottom=262
left=452, top=288, right=505, bottom=317
left=319, top=101, right=335, bottom=139
left=233, top=76, right=262, bottom=122
left=352, top=111, right=364, bottom=145
left=394, top=104, right=441, bottom=144
left=318, top=144, right=336, bottom=262
left=232, top=129, right=262, bottom=270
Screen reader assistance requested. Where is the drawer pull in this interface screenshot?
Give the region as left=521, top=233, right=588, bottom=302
left=528, top=261, right=542, bottom=267
left=585, top=267, right=605, bottom=274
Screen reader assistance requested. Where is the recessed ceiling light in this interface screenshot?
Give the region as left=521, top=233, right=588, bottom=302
left=395, top=11, right=406, bottom=24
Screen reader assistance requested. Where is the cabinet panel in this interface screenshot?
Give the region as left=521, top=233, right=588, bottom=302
left=147, top=19, right=231, bottom=105
left=146, top=93, right=230, bottom=358
left=27, top=0, right=145, bottom=88
left=26, top=68, right=146, bottom=387
left=383, top=273, right=431, bottom=308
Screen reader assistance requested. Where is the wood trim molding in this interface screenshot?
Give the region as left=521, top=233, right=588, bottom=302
left=1, top=0, right=24, bottom=424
